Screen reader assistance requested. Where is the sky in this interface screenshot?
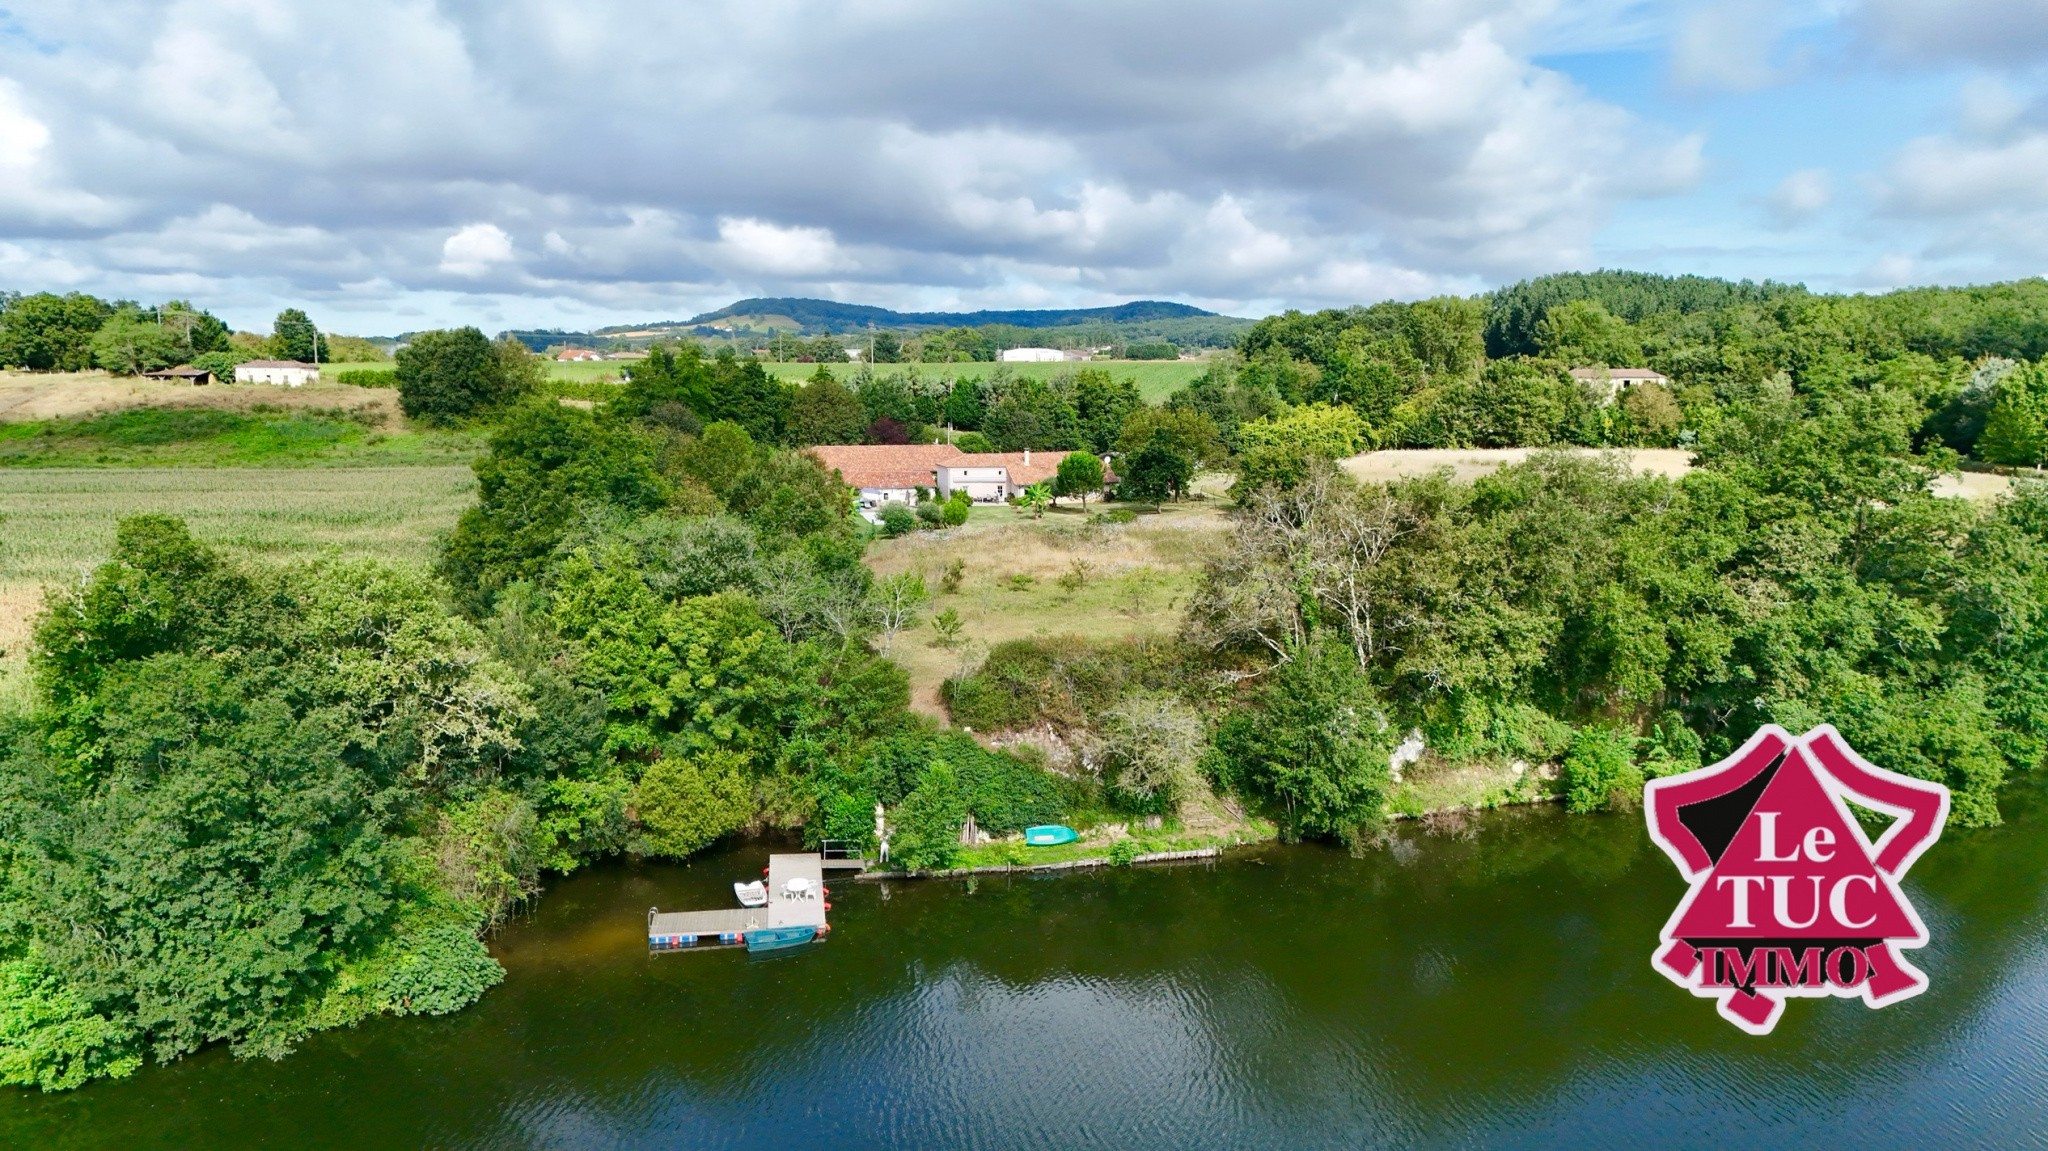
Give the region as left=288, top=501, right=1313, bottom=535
left=0, top=0, right=2044, bottom=334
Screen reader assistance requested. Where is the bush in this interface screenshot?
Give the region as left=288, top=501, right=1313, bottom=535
left=1562, top=725, right=1644, bottom=813
left=953, top=431, right=994, bottom=453
left=338, top=368, right=398, bottom=388
left=632, top=749, right=754, bottom=858
left=893, top=763, right=966, bottom=870
left=878, top=503, right=918, bottom=537
left=1125, top=342, right=1179, bottom=360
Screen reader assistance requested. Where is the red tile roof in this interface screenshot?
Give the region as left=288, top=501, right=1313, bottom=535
left=806, top=444, right=964, bottom=490
left=951, top=451, right=1114, bottom=486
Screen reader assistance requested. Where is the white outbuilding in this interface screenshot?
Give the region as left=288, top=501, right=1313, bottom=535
left=998, top=347, right=1065, bottom=363
left=235, top=360, right=321, bottom=387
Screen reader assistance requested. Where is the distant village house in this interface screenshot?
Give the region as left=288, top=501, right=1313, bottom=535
left=235, top=360, right=320, bottom=387
left=1570, top=366, right=1669, bottom=404
left=555, top=347, right=605, bottom=361
left=998, top=347, right=1066, bottom=363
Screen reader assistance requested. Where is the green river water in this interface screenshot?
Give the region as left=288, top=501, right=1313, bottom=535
left=8, top=787, right=2048, bottom=1149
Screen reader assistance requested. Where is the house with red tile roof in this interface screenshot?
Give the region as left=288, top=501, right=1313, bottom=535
left=806, top=443, right=1115, bottom=517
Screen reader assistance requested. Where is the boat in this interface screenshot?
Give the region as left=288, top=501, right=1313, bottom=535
left=1024, top=824, right=1078, bottom=847
left=745, top=924, right=818, bottom=952
left=734, top=880, right=767, bottom=907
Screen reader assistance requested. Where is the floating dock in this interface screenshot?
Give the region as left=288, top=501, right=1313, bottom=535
left=649, top=853, right=838, bottom=952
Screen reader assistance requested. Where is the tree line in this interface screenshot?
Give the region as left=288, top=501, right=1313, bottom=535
left=0, top=292, right=383, bottom=377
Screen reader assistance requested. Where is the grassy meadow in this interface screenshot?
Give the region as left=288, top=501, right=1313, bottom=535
left=864, top=499, right=1230, bottom=715
left=0, top=466, right=476, bottom=709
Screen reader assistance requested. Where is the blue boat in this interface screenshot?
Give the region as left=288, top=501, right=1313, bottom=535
left=745, top=924, right=818, bottom=952
left=1024, top=824, right=1078, bottom=847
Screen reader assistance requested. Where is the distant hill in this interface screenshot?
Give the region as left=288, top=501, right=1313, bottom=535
left=601, top=298, right=1227, bottom=337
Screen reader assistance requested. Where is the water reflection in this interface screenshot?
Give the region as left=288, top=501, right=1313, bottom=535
left=8, top=792, right=2048, bottom=1149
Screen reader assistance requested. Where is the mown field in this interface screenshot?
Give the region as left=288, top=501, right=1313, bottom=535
left=0, top=466, right=476, bottom=708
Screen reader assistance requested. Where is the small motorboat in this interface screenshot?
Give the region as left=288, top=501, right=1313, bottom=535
left=1024, top=824, right=1078, bottom=847
left=734, top=880, right=768, bottom=907
left=745, top=924, right=818, bottom=952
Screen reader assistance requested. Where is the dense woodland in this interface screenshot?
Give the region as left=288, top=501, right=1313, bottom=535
left=10, top=271, right=2048, bottom=1091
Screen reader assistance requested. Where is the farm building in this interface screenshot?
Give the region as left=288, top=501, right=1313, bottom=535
left=808, top=445, right=966, bottom=509
left=555, top=348, right=604, bottom=362
left=807, top=443, right=1114, bottom=516
left=1569, top=366, right=1670, bottom=403
left=142, top=365, right=214, bottom=385
left=998, top=347, right=1066, bottom=363
left=235, top=360, right=320, bottom=386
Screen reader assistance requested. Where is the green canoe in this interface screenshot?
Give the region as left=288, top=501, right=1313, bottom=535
left=745, top=924, right=818, bottom=952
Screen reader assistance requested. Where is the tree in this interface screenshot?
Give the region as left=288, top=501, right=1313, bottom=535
left=786, top=368, right=867, bottom=446
left=870, top=331, right=902, bottom=363
left=1618, top=382, right=1683, bottom=446
left=632, top=750, right=753, bottom=857
left=0, top=292, right=112, bottom=370
left=269, top=308, right=330, bottom=363
left=1978, top=362, right=2048, bottom=468
left=1118, top=441, right=1194, bottom=502
left=1234, top=403, right=1367, bottom=495
left=1562, top=724, right=1643, bottom=813
left=870, top=572, right=928, bottom=651
left=1018, top=483, right=1051, bottom=518
left=1117, top=405, right=1225, bottom=466
left=396, top=327, right=530, bottom=424
left=1053, top=451, right=1106, bottom=508
left=155, top=301, right=231, bottom=359
left=944, top=378, right=987, bottom=428
left=891, top=763, right=967, bottom=871
left=438, top=401, right=668, bottom=608
left=1535, top=299, right=1641, bottom=367
left=1100, top=691, right=1209, bottom=809
left=1214, top=638, right=1390, bottom=843
left=89, top=313, right=182, bottom=375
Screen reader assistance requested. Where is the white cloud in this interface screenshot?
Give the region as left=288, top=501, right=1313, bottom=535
left=714, top=217, right=849, bottom=277
left=439, top=223, right=516, bottom=277
left=1670, top=0, right=1791, bottom=93
left=0, top=0, right=1703, bottom=328
left=1767, top=168, right=1834, bottom=226
left=1852, top=0, right=2048, bottom=66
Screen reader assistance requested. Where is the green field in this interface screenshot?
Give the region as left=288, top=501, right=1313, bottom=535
left=325, top=357, right=1210, bottom=402
left=0, top=465, right=478, bottom=707
left=0, top=407, right=483, bottom=468
left=760, top=359, right=1209, bottom=403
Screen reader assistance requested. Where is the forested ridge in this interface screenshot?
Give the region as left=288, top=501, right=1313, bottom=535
left=10, top=271, right=2048, bottom=1091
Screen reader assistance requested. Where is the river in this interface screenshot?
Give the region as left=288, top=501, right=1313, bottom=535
left=8, top=787, right=2048, bottom=1149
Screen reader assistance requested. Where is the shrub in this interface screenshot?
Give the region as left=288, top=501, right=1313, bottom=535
left=1562, top=724, right=1644, bottom=813
left=1109, top=838, right=1141, bottom=866
left=338, top=369, right=398, bottom=388
left=893, top=762, right=967, bottom=870
left=878, top=503, right=918, bottom=537
left=1125, top=342, right=1178, bottom=360
left=632, top=749, right=754, bottom=858
left=953, top=431, right=994, bottom=453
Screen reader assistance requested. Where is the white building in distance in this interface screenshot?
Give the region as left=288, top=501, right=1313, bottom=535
left=235, top=360, right=320, bottom=387
left=999, top=347, right=1065, bottom=363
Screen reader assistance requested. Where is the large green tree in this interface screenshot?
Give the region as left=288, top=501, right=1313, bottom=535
left=395, top=327, right=533, bottom=424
